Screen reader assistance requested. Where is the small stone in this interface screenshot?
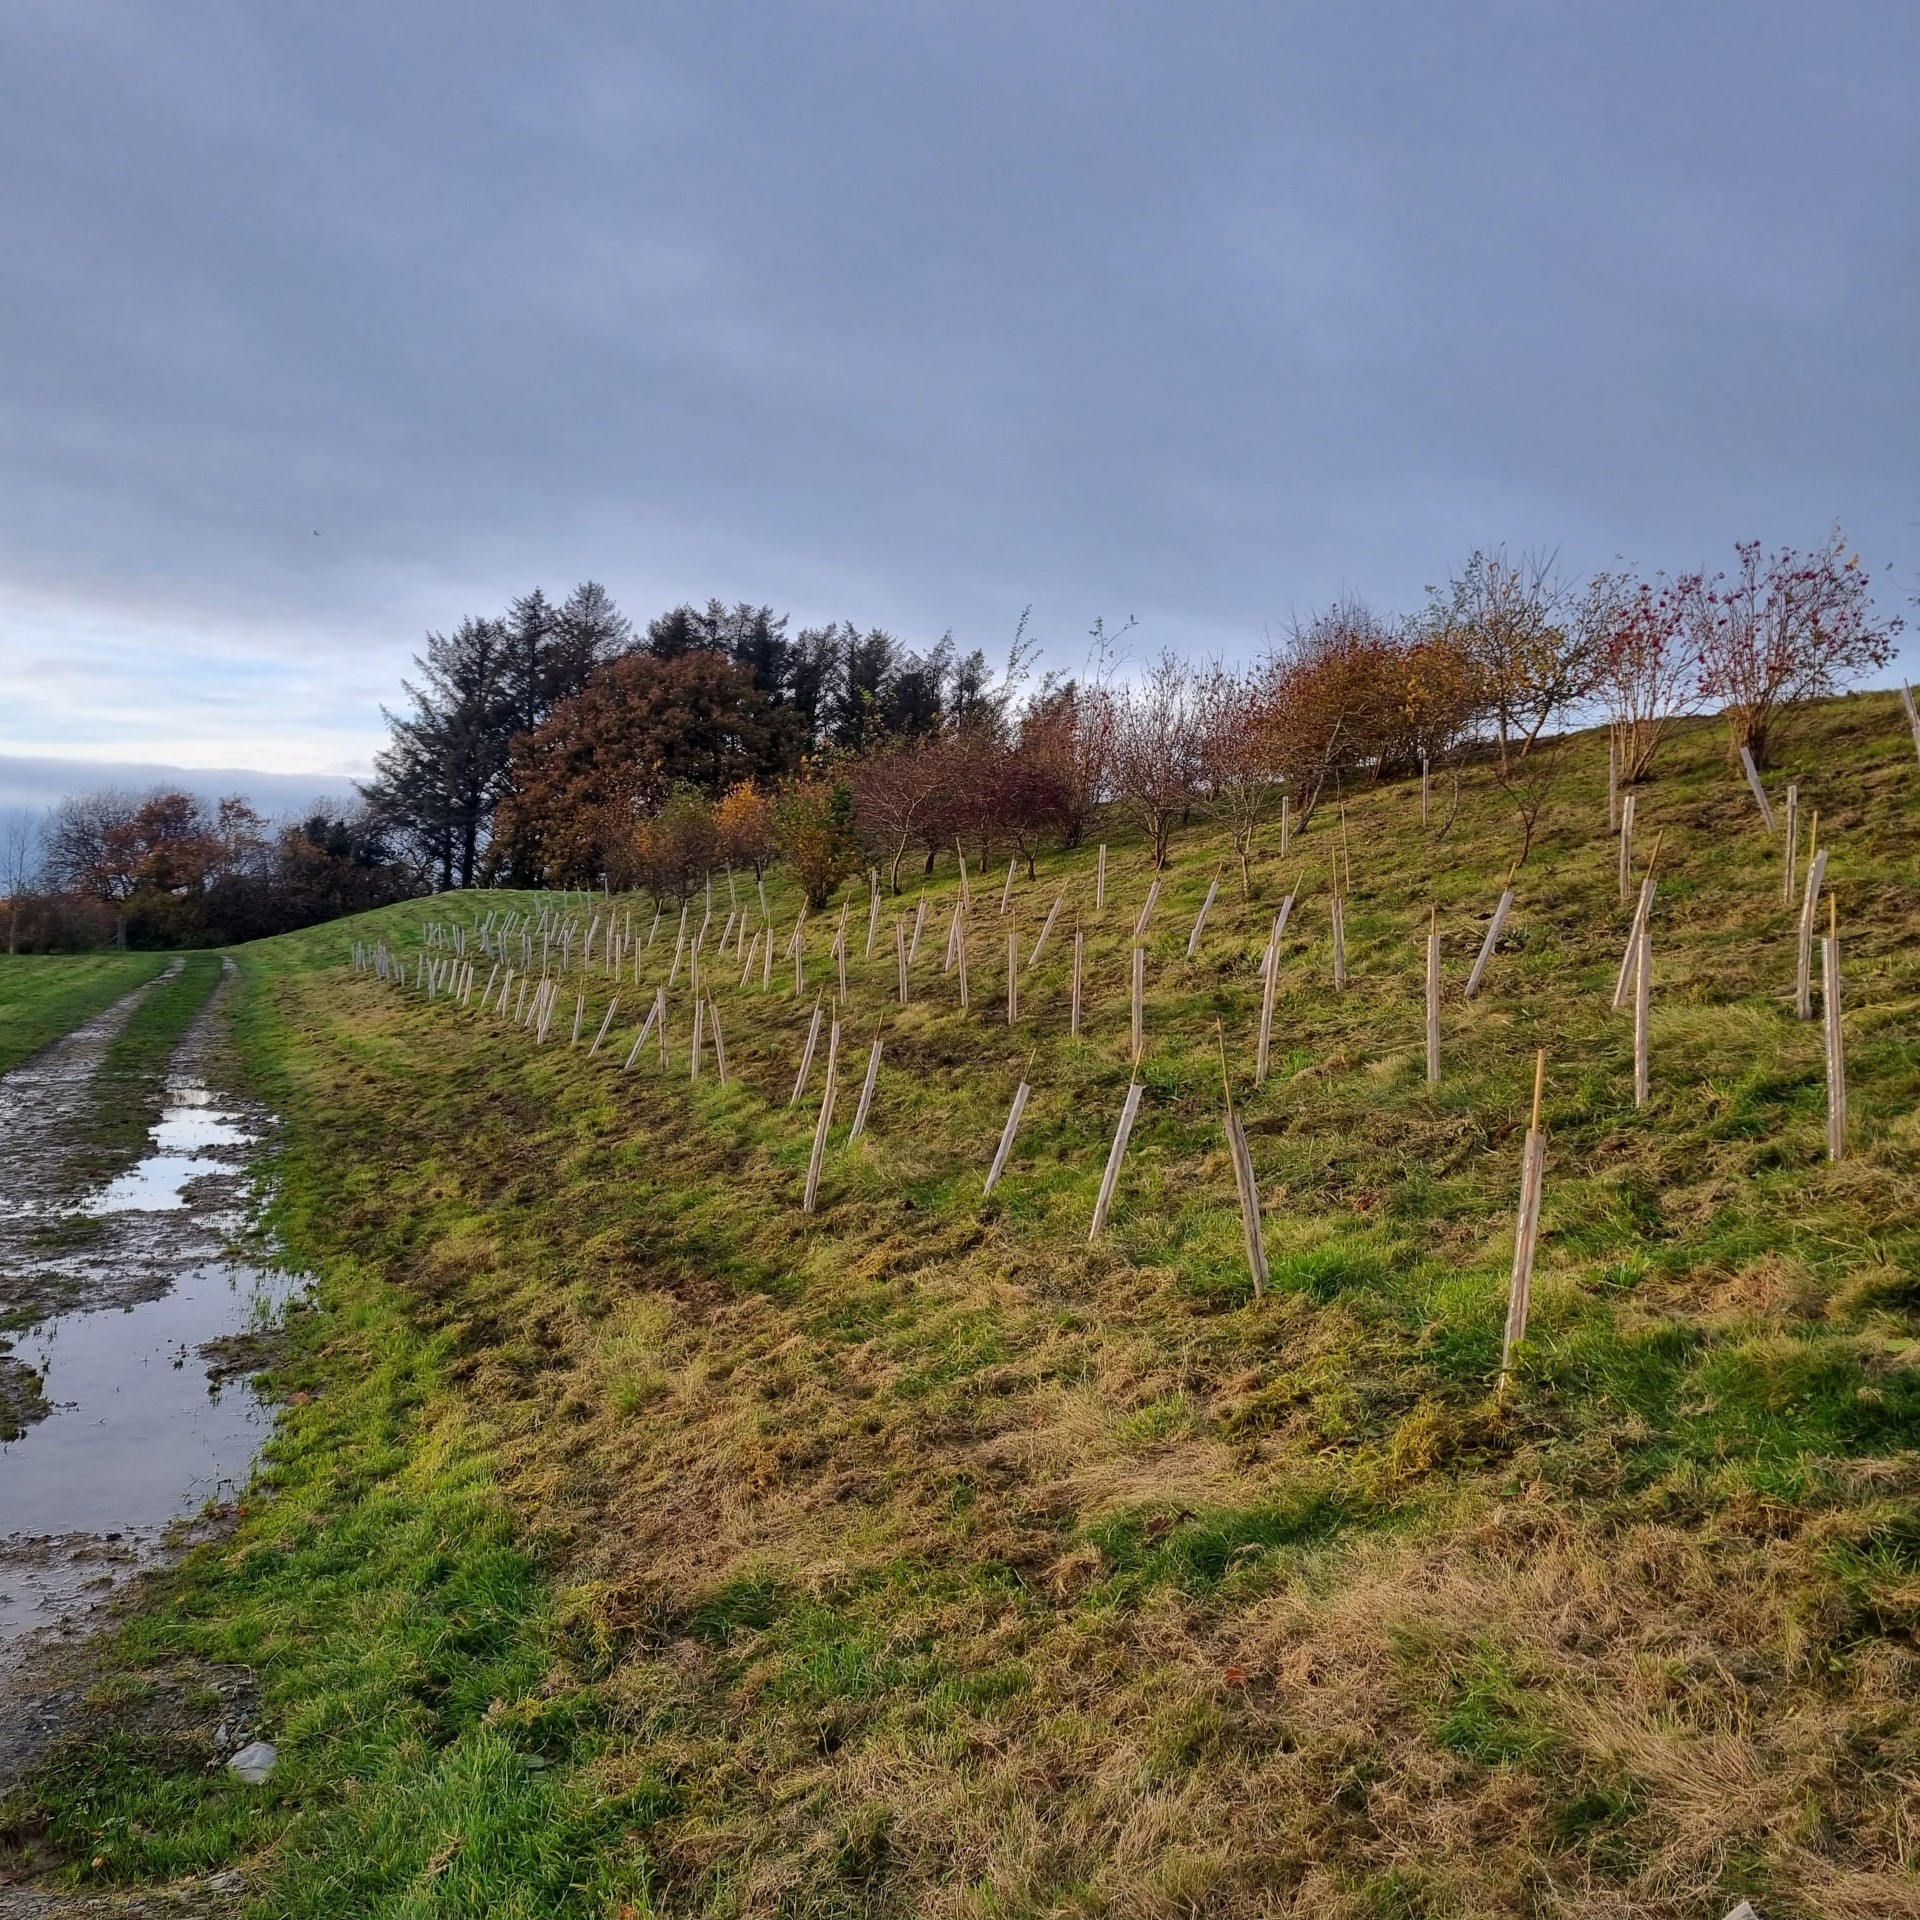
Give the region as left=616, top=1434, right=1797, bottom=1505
left=227, top=1739, right=277, bottom=1784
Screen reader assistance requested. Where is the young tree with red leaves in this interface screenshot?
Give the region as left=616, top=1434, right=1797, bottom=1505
left=849, top=741, right=953, bottom=893
left=1586, top=571, right=1699, bottom=785
left=1110, top=652, right=1203, bottom=869
left=1682, top=532, right=1901, bottom=769
left=1193, top=664, right=1280, bottom=898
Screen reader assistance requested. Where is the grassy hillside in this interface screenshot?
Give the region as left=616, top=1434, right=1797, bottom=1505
left=20, top=691, right=1920, bottom=1919
left=0, top=950, right=169, bottom=1074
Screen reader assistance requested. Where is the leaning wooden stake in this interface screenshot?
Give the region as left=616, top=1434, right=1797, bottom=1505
left=848, top=1025, right=883, bottom=1140
left=1739, top=745, right=1777, bottom=831
left=1823, top=894, right=1846, bottom=1162
left=708, top=998, right=729, bottom=1085
left=983, top=1055, right=1034, bottom=1197
left=1134, top=878, right=1160, bottom=941
left=1089, top=1078, right=1145, bottom=1243
left=1186, top=875, right=1220, bottom=959
left=790, top=996, right=825, bottom=1105
left=689, top=996, right=705, bottom=1081
left=895, top=919, right=909, bottom=1004
left=1796, top=834, right=1828, bottom=1022
left=1633, top=923, right=1652, bottom=1108
left=1499, top=1050, right=1548, bottom=1396
left=1218, top=1024, right=1268, bottom=1296
left=802, top=1019, right=842, bottom=1214
left=624, top=991, right=663, bottom=1069
left=571, top=989, right=586, bottom=1046
left=956, top=914, right=970, bottom=1009
left=956, top=843, right=971, bottom=909
left=1425, top=907, right=1442, bottom=1086
left=1612, top=830, right=1663, bottom=1012
left=1330, top=889, right=1347, bottom=991
left=999, top=856, right=1017, bottom=914
left=589, top=997, right=619, bottom=1056
left=1464, top=864, right=1516, bottom=1002
left=1130, top=944, right=1145, bottom=1064
left=1028, top=892, right=1063, bottom=969
left=1070, top=926, right=1085, bottom=1037
left=1617, top=791, right=1636, bottom=905
left=1255, top=893, right=1295, bottom=1085
left=866, top=871, right=881, bottom=958
left=909, top=895, right=927, bottom=963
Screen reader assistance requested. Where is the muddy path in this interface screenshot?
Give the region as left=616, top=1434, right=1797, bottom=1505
left=0, top=962, right=297, bottom=1913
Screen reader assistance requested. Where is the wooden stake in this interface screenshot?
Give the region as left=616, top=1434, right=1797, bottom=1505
left=1739, top=745, right=1777, bottom=830
left=1218, top=1023, right=1268, bottom=1296
left=1028, top=892, right=1063, bottom=969
left=1823, top=893, right=1846, bottom=1161
left=909, top=895, right=927, bottom=963
left=999, top=856, right=1017, bottom=914
left=740, top=930, right=759, bottom=991
left=1330, top=889, right=1346, bottom=991
left=657, top=984, right=669, bottom=1069
left=589, top=997, right=619, bottom=1056
left=1421, top=751, right=1431, bottom=827
left=1782, top=782, right=1800, bottom=905
left=1095, top=843, right=1107, bottom=911
left=1006, top=922, right=1019, bottom=1025
left=709, top=998, right=729, bottom=1085
left=1633, top=923, right=1651, bottom=1108
left=956, top=913, right=969, bottom=1009
left=1464, top=865, right=1516, bottom=1002
left=983, top=1057, right=1034, bottom=1197
left=956, top=842, right=971, bottom=909
left=1130, top=943, right=1145, bottom=1064
left=1499, top=1050, right=1548, bottom=1394
left=1279, top=795, right=1291, bottom=861
left=1617, top=791, right=1635, bottom=905
left=943, top=899, right=962, bottom=973
left=1607, top=731, right=1619, bottom=834
left=689, top=996, right=704, bottom=1081
left=849, top=1027, right=883, bottom=1140
left=790, top=996, right=825, bottom=1105
left=1133, top=877, right=1160, bottom=942
left=1186, top=876, right=1220, bottom=959
left=571, top=988, right=586, bottom=1046
left=1089, top=1080, right=1144, bottom=1243
left=1425, top=907, right=1441, bottom=1085
left=895, top=919, right=909, bottom=1004
left=802, top=1018, right=841, bottom=1214
left=1612, top=830, right=1663, bottom=1012
left=1796, top=839, right=1828, bottom=1021
left=758, top=874, right=769, bottom=920
left=1071, top=926, right=1084, bottom=1037
left=1255, top=893, right=1295, bottom=1086
left=866, top=869, right=881, bottom=958
left=624, top=991, right=661, bottom=1069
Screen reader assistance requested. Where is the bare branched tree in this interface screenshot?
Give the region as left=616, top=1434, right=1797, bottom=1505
left=1110, top=652, right=1203, bottom=870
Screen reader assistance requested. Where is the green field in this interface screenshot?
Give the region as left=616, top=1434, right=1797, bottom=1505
left=13, top=692, right=1920, bottom=1918
left=0, top=950, right=170, bottom=1075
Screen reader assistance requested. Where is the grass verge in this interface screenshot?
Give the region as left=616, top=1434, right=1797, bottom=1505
left=0, top=951, right=170, bottom=1075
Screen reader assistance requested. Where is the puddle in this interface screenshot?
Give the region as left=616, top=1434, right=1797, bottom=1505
left=0, top=987, right=301, bottom=1648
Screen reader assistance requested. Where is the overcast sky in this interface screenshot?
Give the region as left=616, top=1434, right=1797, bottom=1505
left=2, top=0, right=1914, bottom=780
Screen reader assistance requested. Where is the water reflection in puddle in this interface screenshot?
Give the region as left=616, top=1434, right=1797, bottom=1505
left=1, top=1069, right=300, bottom=1644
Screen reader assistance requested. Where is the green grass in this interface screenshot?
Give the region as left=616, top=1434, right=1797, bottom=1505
left=0, top=950, right=170, bottom=1074
left=15, top=692, right=1920, bottom=1918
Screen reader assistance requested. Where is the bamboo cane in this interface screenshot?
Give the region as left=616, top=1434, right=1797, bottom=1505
left=791, top=996, right=825, bottom=1105
left=1425, top=907, right=1441, bottom=1086
left=1499, top=1050, right=1548, bottom=1394
left=1089, top=1080, right=1144, bottom=1242
left=802, top=1019, right=842, bottom=1213
left=983, top=1062, right=1033, bottom=1197
left=1218, top=1024, right=1268, bottom=1296
left=589, top=998, right=619, bottom=1056
left=849, top=1026, right=883, bottom=1139
left=1186, top=876, right=1220, bottom=959
left=1464, top=864, right=1516, bottom=1002
left=1739, top=745, right=1776, bottom=831
left=1824, top=894, right=1846, bottom=1162
left=1131, top=943, right=1145, bottom=1064
left=1028, top=892, right=1063, bottom=969
left=1071, top=926, right=1084, bottom=1037
left=1633, top=923, right=1651, bottom=1108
